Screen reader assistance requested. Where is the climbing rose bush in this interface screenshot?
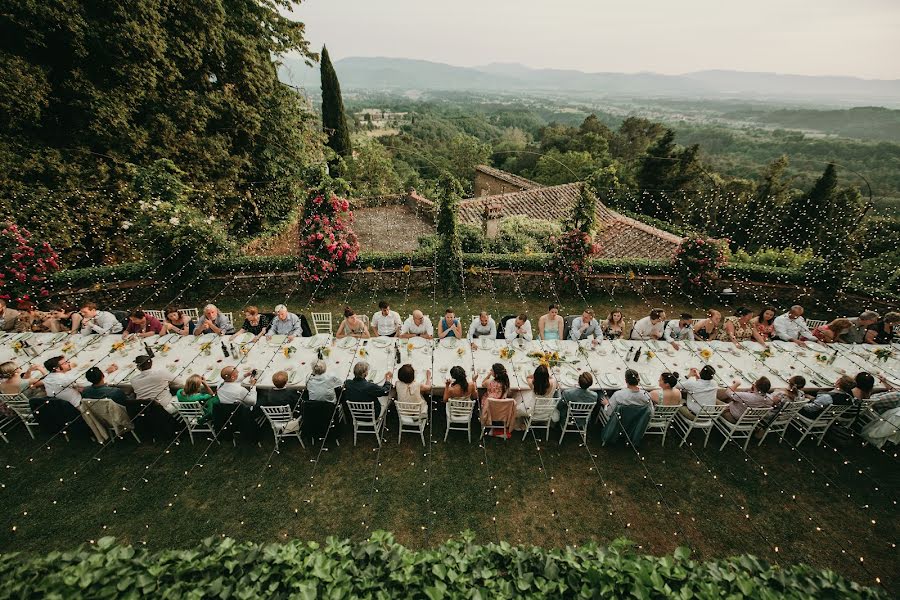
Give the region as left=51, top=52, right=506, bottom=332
left=297, top=194, right=360, bottom=283
left=0, top=222, right=60, bottom=304
left=673, top=237, right=727, bottom=293
left=552, top=229, right=602, bottom=282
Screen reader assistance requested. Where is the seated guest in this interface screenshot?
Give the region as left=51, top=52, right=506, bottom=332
left=482, top=363, right=510, bottom=399
left=773, top=305, right=816, bottom=345
left=81, top=366, right=129, bottom=405
left=516, top=364, right=558, bottom=424
left=864, top=312, right=900, bottom=345
left=336, top=306, right=370, bottom=339
left=306, top=360, right=343, bottom=403
left=217, top=366, right=259, bottom=406
left=44, top=305, right=82, bottom=334
left=344, top=361, right=393, bottom=418
left=800, top=375, right=856, bottom=418
left=844, top=311, right=879, bottom=344
left=770, top=375, right=808, bottom=408
left=163, top=308, right=194, bottom=336
left=650, top=372, right=682, bottom=406
left=395, top=364, right=431, bottom=418
left=467, top=312, right=496, bottom=348
left=676, top=365, right=719, bottom=420
left=0, top=299, right=19, bottom=332
left=438, top=308, right=462, bottom=339
left=123, top=309, right=163, bottom=338
left=231, top=306, right=270, bottom=341
left=43, top=355, right=115, bottom=408
left=538, top=304, right=564, bottom=341
left=719, top=376, right=774, bottom=423
left=869, top=375, right=900, bottom=414
left=663, top=312, right=694, bottom=349
left=400, top=310, right=434, bottom=339
left=175, top=374, right=217, bottom=424
left=630, top=308, right=666, bottom=340
left=0, top=361, right=46, bottom=398
left=130, top=355, right=183, bottom=413
left=371, top=300, right=402, bottom=337
left=853, top=372, right=875, bottom=402
left=693, top=310, right=722, bottom=341
left=720, top=307, right=767, bottom=346
left=812, top=318, right=853, bottom=344
left=266, top=304, right=303, bottom=340
left=603, top=369, right=652, bottom=417
left=569, top=308, right=602, bottom=342
left=15, top=301, right=48, bottom=333
left=601, top=310, right=625, bottom=340
left=79, top=302, right=123, bottom=335
left=749, top=307, right=776, bottom=343
left=194, top=304, right=234, bottom=336
left=504, top=313, right=533, bottom=342
left=559, top=372, right=598, bottom=424
left=442, top=365, right=479, bottom=402
left=265, top=370, right=300, bottom=407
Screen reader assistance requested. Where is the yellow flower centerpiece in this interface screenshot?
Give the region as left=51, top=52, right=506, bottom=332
left=358, top=348, right=367, bottom=358
left=646, top=351, right=656, bottom=360
left=814, top=353, right=829, bottom=363
left=283, top=346, right=296, bottom=358
left=456, top=346, right=465, bottom=357
left=699, top=348, right=713, bottom=361
left=199, top=341, right=212, bottom=356
left=239, top=343, right=250, bottom=355
left=406, top=342, right=414, bottom=356
left=756, top=348, right=773, bottom=360
left=61, top=341, right=75, bottom=353
left=499, top=347, right=515, bottom=360
left=872, top=348, right=893, bottom=362
left=322, top=346, right=331, bottom=357
left=11, top=341, right=23, bottom=354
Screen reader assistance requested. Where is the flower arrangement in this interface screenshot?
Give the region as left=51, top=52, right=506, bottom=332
left=646, top=351, right=656, bottom=361
left=814, top=353, right=829, bottom=363
left=551, top=230, right=601, bottom=283
left=297, top=194, right=360, bottom=284
left=672, top=237, right=727, bottom=294
left=406, top=342, right=414, bottom=356
left=239, top=343, right=250, bottom=356
left=0, top=222, right=60, bottom=304
left=756, top=349, right=774, bottom=360
left=283, top=347, right=296, bottom=358
left=699, top=348, right=713, bottom=361
left=11, top=341, right=23, bottom=354
left=528, top=350, right=562, bottom=368
left=872, top=348, right=894, bottom=362
left=321, top=346, right=332, bottom=358
left=358, top=348, right=367, bottom=358
left=111, top=341, right=126, bottom=353
left=157, top=343, right=171, bottom=355
left=61, top=341, right=76, bottom=354
left=499, top=347, right=516, bottom=360
left=199, top=341, right=212, bottom=356
left=456, top=346, right=465, bottom=357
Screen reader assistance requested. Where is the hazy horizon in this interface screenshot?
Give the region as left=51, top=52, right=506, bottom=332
left=283, top=0, right=900, bottom=80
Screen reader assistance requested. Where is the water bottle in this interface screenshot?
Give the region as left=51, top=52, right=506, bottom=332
left=230, top=343, right=237, bottom=357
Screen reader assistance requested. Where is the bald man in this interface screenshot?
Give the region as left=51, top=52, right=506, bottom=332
left=773, top=305, right=816, bottom=345
left=216, top=365, right=259, bottom=406
left=399, top=310, right=434, bottom=339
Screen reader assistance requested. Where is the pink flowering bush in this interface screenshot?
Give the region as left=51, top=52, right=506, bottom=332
left=0, top=222, right=60, bottom=303
left=673, top=237, right=727, bottom=293
left=552, top=229, right=602, bottom=282
left=297, top=194, right=360, bottom=282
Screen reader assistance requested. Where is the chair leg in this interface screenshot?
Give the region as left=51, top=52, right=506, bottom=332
left=703, top=426, right=713, bottom=448
left=131, top=430, right=141, bottom=444
left=444, top=424, right=449, bottom=441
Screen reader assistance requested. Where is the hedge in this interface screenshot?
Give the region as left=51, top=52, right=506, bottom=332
left=0, top=533, right=885, bottom=599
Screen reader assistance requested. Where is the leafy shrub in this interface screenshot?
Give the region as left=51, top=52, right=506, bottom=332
left=0, top=533, right=884, bottom=599
left=0, top=221, right=60, bottom=303
left=488, top=215, right=561, bottom=254
left=731, top=247, right=816, bottom=269
left=673, top=237, right=728, bottom=293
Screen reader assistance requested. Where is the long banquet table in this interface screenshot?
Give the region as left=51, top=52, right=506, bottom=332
left=1, top=331, right=898, bottom=394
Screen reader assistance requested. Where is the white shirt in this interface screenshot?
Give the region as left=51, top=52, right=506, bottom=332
left=663, top=320, right=695, bottom=342
left=306, top=373, right=343, bottom=403
left=371, top=310, right=402, bottom=336
left=631, top=316, right=663, bottom=340
left=773, top=313, right=816, bottom=342
left=217, top=380, right=258, bottom=406
left=43, top=371, right=82, bottom=407
left=130, top=369, right=182, bottom=408
left=401, top=316, right=434, bottom=337
left=468, top=317, right=497, bottom=340
left=504, top=319, right=533, bottom=341
left=677, top=378, right=719, bottom=414
left=80, top=311, right=123, bottom=335
left=605, top=388, right=653, bottom=416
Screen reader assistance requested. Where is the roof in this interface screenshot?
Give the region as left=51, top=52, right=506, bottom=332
left=474, top=165, right=541, bottom=191
left=456, top=182, right=683, bottom=260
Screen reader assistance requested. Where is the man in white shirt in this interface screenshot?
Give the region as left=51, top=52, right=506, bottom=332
left=468, top=311, right=496, bottom=348
left=371, top=300, right=402, bottom=337
left=79, top=302, right=123, bottom=335
left=43, top=355, right=119, bottom=407
left=399, top=310, right=434, bottom=339
left=663, top=313, right=694, bottom=350
left=266, top=304, right=303, bottom=340
left=676, top=365, right=720, bottom=419
left=630, top=309, right=666, bottom=340
left=130, top=355, right=183, bottom=413
left=217, top=366, right=258, bottom=406
left=773, top=305, right=816, bottom=345
left=504, top=313, right=533, bottom=342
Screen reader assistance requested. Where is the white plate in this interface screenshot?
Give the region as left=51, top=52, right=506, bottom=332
left=370, top=338, right=392, bottom=348
left=602, top=373, right=619, bottom=387
left=639, top=372, right=654, bottom=387
left=336, top=337, right=357, bottom=349
left=478, top=338, right=494, bottom=350
left=367, top=369, right=382, bottom=383
left=440, top=337, right=458, bottom=349
left=268, top=335, right=287, bottom=346
left=408, top=337, right=428, bottom=349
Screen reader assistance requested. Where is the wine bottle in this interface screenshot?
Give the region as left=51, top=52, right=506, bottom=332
left=395, top=342, right=401, bottom=364
left=144, top=341, right=155, bottom=358
left=230, top=343, right=237, bottom=357
left=221, top=342, right=229, bottom=357
left=633, top=347, right=641, bottom=362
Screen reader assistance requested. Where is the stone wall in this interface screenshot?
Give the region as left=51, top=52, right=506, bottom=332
left=474, top=170, right=527, bottom=197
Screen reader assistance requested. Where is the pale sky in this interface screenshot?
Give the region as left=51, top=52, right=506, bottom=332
left=283, top=0, right=900, bottom=79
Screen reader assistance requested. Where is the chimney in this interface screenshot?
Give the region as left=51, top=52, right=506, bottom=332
left=483, top=201, right=502, bottom=239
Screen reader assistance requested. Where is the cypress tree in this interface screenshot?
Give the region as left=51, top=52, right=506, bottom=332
left=636, top=129, right=679, bottom=218
left=790, top=163, right=837, bottom=251
left=435, top=171, right=465, bottom=291
left=320, top=46, right=352, bottom=163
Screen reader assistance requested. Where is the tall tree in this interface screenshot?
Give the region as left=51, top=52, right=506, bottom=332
left=434, top=171, right=465, bottom=291
left=320, top=45, right=352, bottom=164
left=789, top=163, right=838, bottom=251
left=736, top=156, right=794, bottom=251
left=635, top=130, right=679, bottom=217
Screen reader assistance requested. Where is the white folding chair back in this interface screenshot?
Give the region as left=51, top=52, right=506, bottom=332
left=179, top=308, right=200, bottom=321
left=758, top=401, right=805, bottom=446
left=172, top=401, right=217, bottom=445
left=559, top=401, right=595, bottom=445
left=144, top=310, right=166, bottom=322
left=644, top=404, right=680, bottom=446
left=396, top=401, right=428, bottom=446
left=522, top=396, right=557, bottom=440
left=790, top=403, right=851, bottom=447
left=347, top=400, right=386, bottom=446
left=1, top=393, right=40, bottom=440
left=222, top=312, right=234, bottom=326
left=672, top=403, right=724, bottom=447
left=713, top=406, right=771, bottom=451
left=312, top=312, right=333, bottom=335
left=261, top=404, right=304, bottom=451
left=853, top=398, right=880, bottom=431
left=805, top=319, right=826, bottom=329
left=444, top=398, right=476, bottom=442
left=481, top=398, right=516, bottom=440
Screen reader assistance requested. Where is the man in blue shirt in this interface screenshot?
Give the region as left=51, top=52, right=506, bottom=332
left=569, top=309, right=602, bottom=342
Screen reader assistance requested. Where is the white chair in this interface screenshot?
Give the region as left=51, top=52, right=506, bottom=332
left=347, top=400, right=387, bottom=446
left=144, top=309, right=166, bottom=322
left=559, top=401, right=595, bottom=445
left=444, top=398, right=476, bottom=442
left=260, top=405, right=304, bottom=451
left=789, top=403, right=851, bottom=447
left=396, top=401, right=428, bottom=446
left=644, top=404, right=680, bottom=446
left=757, top=401, right=805, bottom=446
left=223, top=312, right=234, bottom=325
left=671, top=404, right=724, bottom=447
left=481, top=398, right=516, bottom=440
left=312, top=312, right=333, bottom=335
left=805, top=319, right=826, bottom=329
left=172, top=401, right=217, bottom=445
left=179, top=308, right=200, bottom=321
left=521, top=396, right=557, bottom=441
left=713, top=406, right=771, bottom=451
left=0, top=393, right=40, bottom=440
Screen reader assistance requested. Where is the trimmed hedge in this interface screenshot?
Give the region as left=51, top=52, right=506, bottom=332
left=0, top=533, right=885, bottom=599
